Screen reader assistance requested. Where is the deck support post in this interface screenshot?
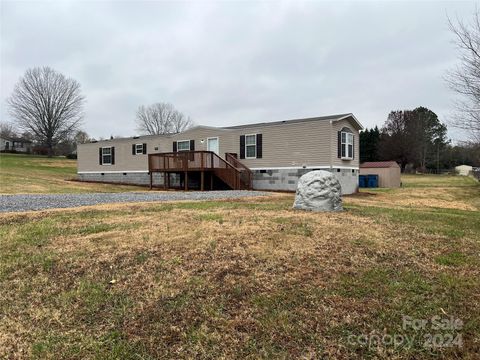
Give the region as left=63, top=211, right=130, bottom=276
left=167, top=173, right=170, bottom=189
left=201, top=171, right=204, bottom=191
left=210, top=172, right=213, bottom=190
left=163, top=172, right=167, bottom=190
left=184, top=171, right=188, bottom=191
left=149, top=172, right=153, bottom=190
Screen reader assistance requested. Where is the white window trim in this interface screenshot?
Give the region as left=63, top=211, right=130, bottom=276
left=245, top=133, right=257, bottom=159
left=102, top=146, right=112, bottom=165
left=135, top=143, right=144, bottom=155
left=207, top=137, right=219, bottom=154
left=341, top=132, right=354, bottom=160
left=177, top=139, right=190, bottom=152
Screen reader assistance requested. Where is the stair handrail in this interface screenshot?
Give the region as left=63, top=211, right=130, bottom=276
left=225, top=153, right=253, bottom=189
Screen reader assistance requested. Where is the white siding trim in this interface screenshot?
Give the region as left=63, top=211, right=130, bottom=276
left=249, top=165, right=359, bottom=170
left=78, top=170, right=148, bottom=174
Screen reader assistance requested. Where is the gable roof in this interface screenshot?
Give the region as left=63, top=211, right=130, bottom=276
left=360, top=161, right=400, bottom=168
left=222, top=113, right=363, bottom=130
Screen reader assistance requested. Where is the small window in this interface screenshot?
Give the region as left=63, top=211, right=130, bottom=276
left=341, top=132, right=354, bottom=160
left=102, top=147, right=112, bottom=165
left=177, top=140, right=190, bottom=151
left=135, top=144, right=144, bottom=155
left=245, top=134, right=256, bottom=159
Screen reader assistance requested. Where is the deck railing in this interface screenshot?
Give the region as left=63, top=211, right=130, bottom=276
left=148, top=151, right=252, bottom=190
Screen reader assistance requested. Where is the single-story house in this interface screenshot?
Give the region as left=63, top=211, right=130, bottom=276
left=0, top=136, right=32, bottom=153
left=455, top=164, right=473, bottom=176
left=77, top=113, right=363, bottom=194
left=360, top=161, right=401, bottom=188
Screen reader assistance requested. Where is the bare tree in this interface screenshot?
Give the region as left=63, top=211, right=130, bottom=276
left=446, top=11, right=480, bottom=143
left=73, top=130, right=91, bottom=144
left=136, top=102, right=193, bottom=135
left=0, top=121, right=17, bottom=138
left=7, top=67, right=85, bottom=156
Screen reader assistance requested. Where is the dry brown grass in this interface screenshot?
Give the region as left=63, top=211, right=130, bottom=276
left=349, top=187, right=478, bottom=211
left=0, top=153, right=143, bottom=194
left=1, top=179, right=479, bottom=359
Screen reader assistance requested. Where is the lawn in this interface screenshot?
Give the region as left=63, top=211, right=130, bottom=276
left=0, top=174, right=479, bottom=359
left=0, top=153, right=143, bottom=194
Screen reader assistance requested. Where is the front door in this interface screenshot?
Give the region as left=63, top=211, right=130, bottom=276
left=207, top=137, right=219, bottom=155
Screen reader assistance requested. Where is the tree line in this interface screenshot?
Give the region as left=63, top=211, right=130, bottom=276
left=2, top=9, right=480, bottom=159
left=2, top=66, right=192, bottom=157
left=360, top=106, right=479, bottom=171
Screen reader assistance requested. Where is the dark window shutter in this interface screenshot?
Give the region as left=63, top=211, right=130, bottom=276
left=190, top=139, right=195, bottom=151
left=337, top=131, right=341, bottom=158
left=99, top=148, right=103, bottom=165
left=132, top=144, right=136, bottom=155
left=240, top=135, right=245, bottom=159
left=143, top=143, right=147, bottom=154
left=352, top=136, right=355, bottom=159
left=173, top=141, right=177, bottom=152
left=111, top=147, right=115, bottom=165
left=256, top=134, right=262, bottom=159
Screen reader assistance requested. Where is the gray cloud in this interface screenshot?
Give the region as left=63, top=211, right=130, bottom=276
left=0, top=0, right=476, bottom=140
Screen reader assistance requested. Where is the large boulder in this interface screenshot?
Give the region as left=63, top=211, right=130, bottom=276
left=293, top=170, right=343, bottom=212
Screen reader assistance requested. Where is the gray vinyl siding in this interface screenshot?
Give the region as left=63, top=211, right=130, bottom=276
left=77, top=136, right=169, bottom=172
left=77, top=116, right=361, bottom=173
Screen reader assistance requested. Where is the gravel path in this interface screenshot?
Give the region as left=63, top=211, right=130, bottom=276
left=0, top=191, right=269, bottom=213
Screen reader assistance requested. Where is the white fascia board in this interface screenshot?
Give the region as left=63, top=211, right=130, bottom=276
left=335, top=114, right=364, bottom=130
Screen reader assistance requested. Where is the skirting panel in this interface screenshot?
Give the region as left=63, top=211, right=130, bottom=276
left=78, top=172, right=164, bottom=186
left=252, top=168, right=358, bottom=194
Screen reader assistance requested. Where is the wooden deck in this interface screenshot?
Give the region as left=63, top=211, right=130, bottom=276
left=148, top=151, right=252, bottom=191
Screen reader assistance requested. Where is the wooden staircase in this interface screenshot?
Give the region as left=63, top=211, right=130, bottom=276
left=148, top=151, right=253, bottom=190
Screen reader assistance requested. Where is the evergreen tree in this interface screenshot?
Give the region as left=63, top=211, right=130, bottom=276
left=360, top=126, right=381, bottom=163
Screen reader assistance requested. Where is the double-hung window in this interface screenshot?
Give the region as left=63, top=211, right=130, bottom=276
left=245, top=134, right=257, bottom=159
left=135, top=144, right=144, bottom=155
left=102, top=147, right=112, bottom=165
left=341, top=132, right=354, bottom=160
left=177, top=140, right=190, bottom=151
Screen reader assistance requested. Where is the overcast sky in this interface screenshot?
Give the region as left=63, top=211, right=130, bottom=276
left=0, top=0, right=476, bottom=140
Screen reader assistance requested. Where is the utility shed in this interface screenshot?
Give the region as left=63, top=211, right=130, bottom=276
left=455, top=165, right=473, bottom=176
left=360, top=161, right=401, bottom=188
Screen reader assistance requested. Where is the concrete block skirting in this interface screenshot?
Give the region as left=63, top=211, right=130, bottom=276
left=78, top=172, right=164, bottom=186
left=252, top=168, right=359, bottom=194
left=78, top=168, right=359, bottom=194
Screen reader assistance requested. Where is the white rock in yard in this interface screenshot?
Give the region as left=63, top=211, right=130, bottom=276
left=293, top=170, right=343, bottom=212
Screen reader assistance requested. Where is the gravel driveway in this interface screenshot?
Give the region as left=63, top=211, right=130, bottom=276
left=0, top=191, right=269, bottom=213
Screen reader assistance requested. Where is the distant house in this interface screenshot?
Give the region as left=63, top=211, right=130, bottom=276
left=455, top=164, right=473, bottom=176
left=0, top=136, right=32, bottom=153
left=77, top=113, right=364, bottom=194
left=360, top=161, right=401, bottom=188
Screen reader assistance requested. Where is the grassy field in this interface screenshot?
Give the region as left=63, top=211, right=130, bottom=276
left=0, top=153, right=143, bottom=194
left=0, top=173, right=479, bottom=359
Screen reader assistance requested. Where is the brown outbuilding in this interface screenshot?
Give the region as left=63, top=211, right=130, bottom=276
left=360, top=161, right=401, bottom=188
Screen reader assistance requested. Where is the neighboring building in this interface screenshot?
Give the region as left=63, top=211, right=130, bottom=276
left=0, top=136, right=32, bottom=153
left=77, top=113, right=363, bottom=194
left=360, top=161, right=401, bottom=188
left=455, top=164, right=473, bottom=176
